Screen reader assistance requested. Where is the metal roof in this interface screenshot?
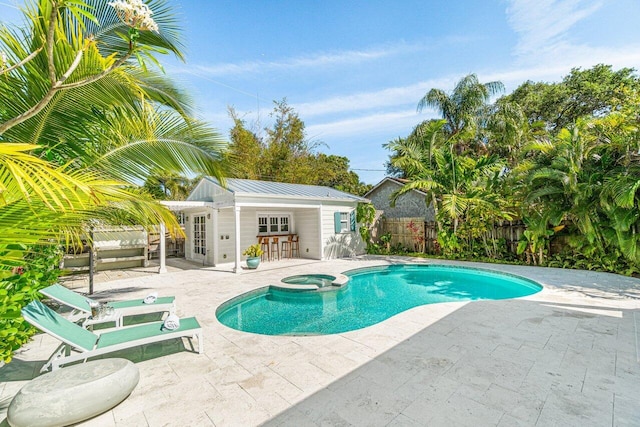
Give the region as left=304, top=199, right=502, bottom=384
left=204, top=177, right=368, bottom=202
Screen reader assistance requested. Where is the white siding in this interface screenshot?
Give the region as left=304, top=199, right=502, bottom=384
left=292, top=208, right=320, bottom=259
left=239, top=208, right=259, bottom=261
left=216, top=208, right=236, bottom=263
left=321, top=203, right=365, bottom=259
left=187, top=178, right=234, bottom=205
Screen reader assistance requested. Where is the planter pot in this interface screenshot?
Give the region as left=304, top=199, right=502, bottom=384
left=246, top=257, right=261, bottom=269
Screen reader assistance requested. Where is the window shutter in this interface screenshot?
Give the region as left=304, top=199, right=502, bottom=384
left=334, top=212, right=342, bottom=233
left=350, top=210, right=356, bottom=232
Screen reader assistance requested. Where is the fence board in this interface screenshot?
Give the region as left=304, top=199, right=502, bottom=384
left=379, top=218, right=530, bottom=255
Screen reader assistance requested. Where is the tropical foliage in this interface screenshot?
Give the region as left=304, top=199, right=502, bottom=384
left=225, top=101, right=372, bottom=196
left=386, top=66, right=640, bottom=275
left=0, top=0, right=227, bottom=362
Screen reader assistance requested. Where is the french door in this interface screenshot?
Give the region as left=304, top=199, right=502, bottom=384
left=193, top=215, right=206, bottom=256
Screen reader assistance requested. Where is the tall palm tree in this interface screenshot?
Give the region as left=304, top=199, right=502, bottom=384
left=418, top=74, right=504, bottom=153
left=390, top=142, right=509, bottom=234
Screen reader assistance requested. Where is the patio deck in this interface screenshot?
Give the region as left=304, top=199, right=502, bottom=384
left=1, top=256, right=639, bottom=426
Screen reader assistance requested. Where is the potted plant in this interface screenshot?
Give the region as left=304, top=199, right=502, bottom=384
left=243, top=243, right=264, bottom=269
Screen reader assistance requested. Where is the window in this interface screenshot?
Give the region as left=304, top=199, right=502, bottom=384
left=258, top=214, right=292, bottom=235
left=258, top=216, right=268, bottom=234
left=270, top=216, right=279, bottom=232
left=340, top=212, right=349, bottom=232
left=334, top=210, right=356, bottom=233
left=176, top=212, right=185, bottom=226
left=280, top=216, right=289, bottom=232
left=193, top=215, right=206, bottom=255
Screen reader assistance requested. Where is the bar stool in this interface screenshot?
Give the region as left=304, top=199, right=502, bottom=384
left=281, top=235, right=292, bottom=259
left=260, top=236, right=270, bottom=261
left=291, top=234, right=300, bottom=258
left=270, top=236, right=280, bottom=261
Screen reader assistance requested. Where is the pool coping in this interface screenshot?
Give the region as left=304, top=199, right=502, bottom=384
left=271, top=272, right=350, bottom=291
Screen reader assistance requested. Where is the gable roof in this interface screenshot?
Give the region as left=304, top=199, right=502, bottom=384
left=364, top=177, right=427, bottom=198
left=202, top=177, right=368, bottom=202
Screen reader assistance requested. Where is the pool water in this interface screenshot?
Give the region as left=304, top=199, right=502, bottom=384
left=216, top=264, right=542, bottom=335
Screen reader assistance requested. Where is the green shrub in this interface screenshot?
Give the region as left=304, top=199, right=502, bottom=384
left=0, top=245, right=62, bottom=363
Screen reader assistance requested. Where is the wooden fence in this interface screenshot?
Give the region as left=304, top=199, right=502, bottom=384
left=379, top=218, right=528, bottom=255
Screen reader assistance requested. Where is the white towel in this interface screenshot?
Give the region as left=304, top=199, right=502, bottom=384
left=143, top=292, right=158, bottom=304
left=163, top=314, right=180, bottom=330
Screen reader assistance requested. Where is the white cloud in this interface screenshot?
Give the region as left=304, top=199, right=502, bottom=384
left=506, top=0, right=603, bottom=58
left=306, top=109, right=435, bottom=140
left=293, top=77, right=455, bottom=118
left=300, top=42, right=640, bottom=141
left=180, top=40, right=458, bottom=77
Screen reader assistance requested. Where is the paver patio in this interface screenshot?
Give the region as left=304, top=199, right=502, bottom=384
left=1, top=256, right=638, bottom=426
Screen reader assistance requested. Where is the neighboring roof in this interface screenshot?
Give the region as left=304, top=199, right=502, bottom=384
left=364, top=177, right=427, bottom=198
left=204, top=177, right=369, bottom=202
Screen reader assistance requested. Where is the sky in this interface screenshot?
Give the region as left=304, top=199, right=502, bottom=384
left=2, top=0, right=640, bottom=185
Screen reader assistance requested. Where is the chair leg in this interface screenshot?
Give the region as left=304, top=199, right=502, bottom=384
left=281, top=242, right=290, bottom=259
left=197, top=331, right=203, bottom=354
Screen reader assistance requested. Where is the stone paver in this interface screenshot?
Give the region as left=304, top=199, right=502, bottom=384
left=1, top=256, right=639, bottom=426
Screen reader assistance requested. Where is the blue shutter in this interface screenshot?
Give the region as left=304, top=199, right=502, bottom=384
left=334, top=212, right=342, bottom=233
left=350, top=210, right=356, bottom=232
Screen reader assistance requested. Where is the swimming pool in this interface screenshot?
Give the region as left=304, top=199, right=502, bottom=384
left=216, top=264, right=542, bottom=335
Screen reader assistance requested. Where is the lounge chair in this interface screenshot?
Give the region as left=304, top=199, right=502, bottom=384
left=40, top=284, right=176, bottom=327
left=22, top=300, right=203, bottom=372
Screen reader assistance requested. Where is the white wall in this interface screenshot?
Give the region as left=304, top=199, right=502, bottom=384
left=216, top=208, right=236, bottom=263
left=187, top=178, right=233, bottom=204
left=93, top=226, right=147, bottom=248
left=321, top=203, right=365, bottom=259
left=292, top=208, right=320, bottom=259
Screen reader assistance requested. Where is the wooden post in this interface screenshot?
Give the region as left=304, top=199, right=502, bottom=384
left=89, top=228, right=95, bottom=295
left=159, top=223, right=167, bottom=273
left=234, top=206, right=241, bottom=273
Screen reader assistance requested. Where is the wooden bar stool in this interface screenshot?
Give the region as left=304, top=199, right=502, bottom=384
left=260, top=236, right=270, bottom=261
left=291, top=234, right=300, bottom=258
left=281, top=235, right=292, bottom=259
left=270, top=237, right=280, bottom=261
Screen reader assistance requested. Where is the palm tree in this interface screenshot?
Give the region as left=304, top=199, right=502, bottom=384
left=390, top=142, right=510, bottom=234
left=0, top=0, right=227, bottom=250
left=418, top=74, right=504, bottom=153
left=0, top=0, right=228, bottom=362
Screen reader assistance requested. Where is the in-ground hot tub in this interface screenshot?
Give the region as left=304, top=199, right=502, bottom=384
left=272, top=273, right=349, bottom=291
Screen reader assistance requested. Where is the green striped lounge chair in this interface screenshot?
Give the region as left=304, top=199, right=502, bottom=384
left=40, top=284, right=176, bottom=327
left=22, top=300, right=203, bottom=372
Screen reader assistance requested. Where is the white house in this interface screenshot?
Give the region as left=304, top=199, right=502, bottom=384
left=162, top=177, right=369, bottom=272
